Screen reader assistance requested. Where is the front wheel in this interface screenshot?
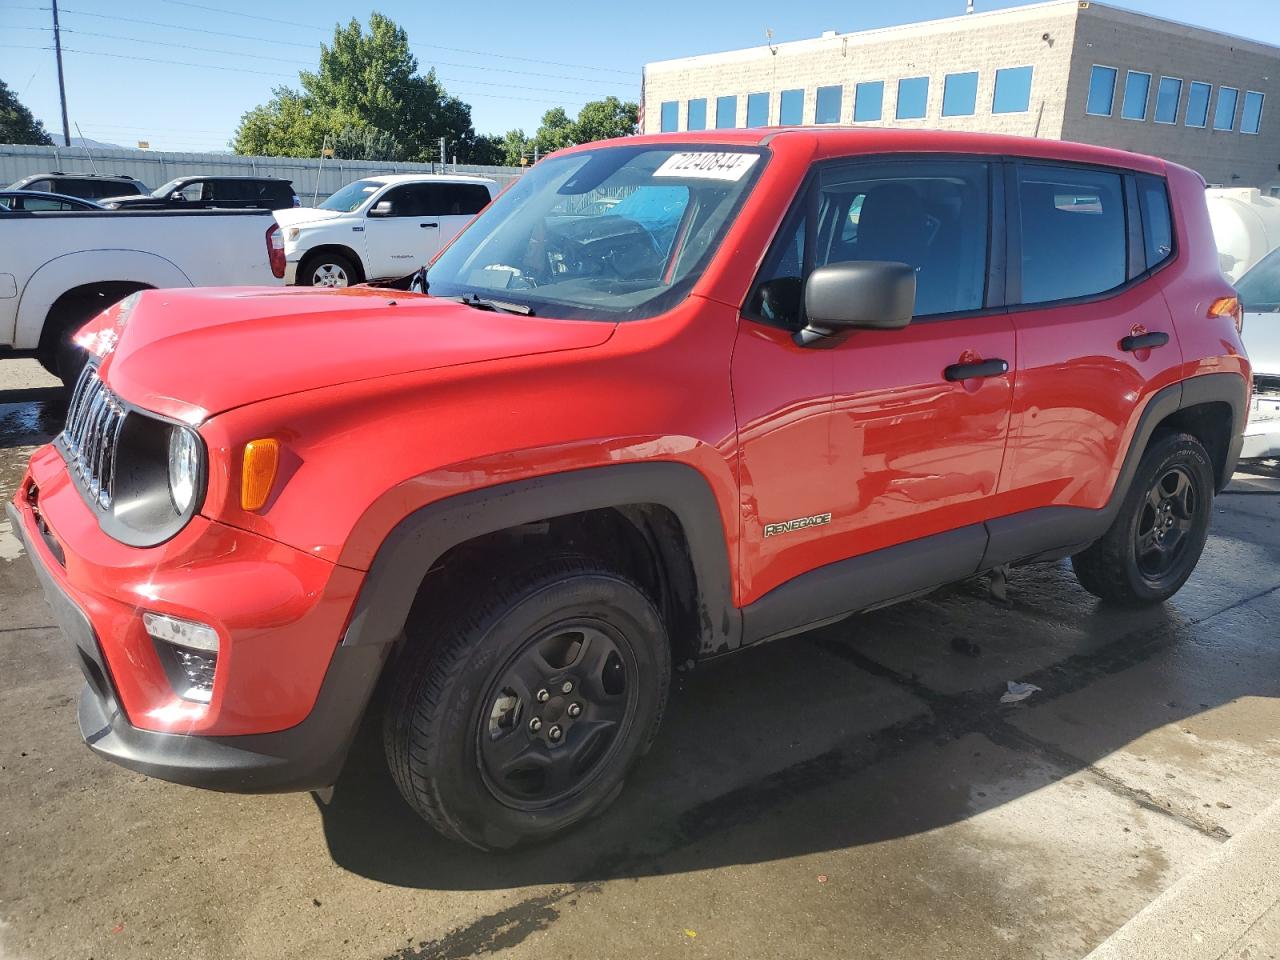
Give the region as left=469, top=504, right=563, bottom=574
left=1072, top=432, right=1214, bottom=606
left=299, top=252, right=358, bottom=288
left=384, top=558, right=671, bottom=850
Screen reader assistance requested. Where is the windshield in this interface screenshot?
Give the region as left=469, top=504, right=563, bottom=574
left=426, top=145, right=766, bottom=320
left=151, top=178, right=186, bottom=198
left=320, top=179, right=383, bottom=212
left=1237, top=246, right=1280, bottom=311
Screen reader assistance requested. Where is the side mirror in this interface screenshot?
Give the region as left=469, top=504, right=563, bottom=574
left=368, top=200, right=393, bottom=218
left=796, top=261, right=916, bottom=347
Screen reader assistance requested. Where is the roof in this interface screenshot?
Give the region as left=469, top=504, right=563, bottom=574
left=357, top=173, right=498, bottom=186
left=169, top=175, right=292, bottom=183
left=558, top=127, right=1168, bottom=174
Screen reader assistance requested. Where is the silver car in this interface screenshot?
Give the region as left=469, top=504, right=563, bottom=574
left=1236, top=248, right=1280, bottom=459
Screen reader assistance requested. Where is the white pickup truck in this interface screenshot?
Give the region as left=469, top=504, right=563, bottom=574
left=275, top=174, right=497, bottom=287
left=0, top=207, right=284, bottom=382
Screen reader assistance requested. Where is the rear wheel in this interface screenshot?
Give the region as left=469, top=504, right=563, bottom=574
left=300, top=252, right=359, bottom=288
left=384, top=558, right=670, bottom=850
left=1071, top=432, right=1214, bottom=606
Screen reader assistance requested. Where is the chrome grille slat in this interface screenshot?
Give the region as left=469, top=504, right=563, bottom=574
left=56, top=366, right=128, bottom=511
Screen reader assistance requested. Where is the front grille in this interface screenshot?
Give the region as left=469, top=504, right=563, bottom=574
left=57, top=365, right=127, bottom=509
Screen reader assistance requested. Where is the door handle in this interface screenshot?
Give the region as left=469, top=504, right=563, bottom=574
left=944, top=358, right=1009, bottom=382
left=420, top=222, right=439, bottom=228
left=1120, top=331, right=1169, bottom=351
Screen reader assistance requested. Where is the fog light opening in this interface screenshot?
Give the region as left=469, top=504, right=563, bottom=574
left=144, top=612, right=219, bottom=703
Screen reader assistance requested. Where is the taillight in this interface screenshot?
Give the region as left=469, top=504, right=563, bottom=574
left=266, top=223, right=285, bottom=279
left=1208, top=296, right=1244, bottom=334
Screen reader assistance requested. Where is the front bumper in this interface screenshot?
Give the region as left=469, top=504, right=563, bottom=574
left=1241, top=391, right=1280, bottom=460
left=284, top=259, right=300, bottom=285
left=8, top=447, right=388, bottom=792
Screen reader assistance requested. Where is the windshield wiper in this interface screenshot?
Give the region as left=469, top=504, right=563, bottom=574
left=443, top=294, right=535, bottom=316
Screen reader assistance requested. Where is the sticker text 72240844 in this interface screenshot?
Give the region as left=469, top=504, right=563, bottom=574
left=653, top=152, right=759, bottom=182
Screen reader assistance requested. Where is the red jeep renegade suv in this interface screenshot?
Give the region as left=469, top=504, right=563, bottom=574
left=10, top=130, right=1249, bottom=849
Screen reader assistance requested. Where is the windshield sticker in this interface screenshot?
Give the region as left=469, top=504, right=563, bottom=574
left=653, top=152, right=759, bottom=182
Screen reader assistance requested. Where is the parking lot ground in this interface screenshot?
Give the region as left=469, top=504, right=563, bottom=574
left=2, top=358, right=1279, bottom=960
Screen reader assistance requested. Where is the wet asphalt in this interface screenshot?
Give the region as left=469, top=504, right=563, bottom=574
left=1, top=358, right=1279, bottom=960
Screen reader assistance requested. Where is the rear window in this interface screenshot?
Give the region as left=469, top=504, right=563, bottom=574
left=59, top=178, right=140, bottom=199
left=1017, top=166, right=1127, bottom=304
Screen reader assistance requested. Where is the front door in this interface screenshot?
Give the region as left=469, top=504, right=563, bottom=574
left=363, top=183, right=438, bottom=279
left=733, top=157, right=1015, bottom=607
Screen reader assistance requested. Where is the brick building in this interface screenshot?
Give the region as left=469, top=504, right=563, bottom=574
left=642, top=1, right=1280, bottom=190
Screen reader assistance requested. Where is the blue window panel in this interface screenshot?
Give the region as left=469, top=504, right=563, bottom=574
left=815, top=85, right=843, bottom=124
left=1242, top=91, right=1264, bottom=135
left=853, top=80, right=883, bottom=122
left=896, top=76, right=929, bottom=119
left=992, top=66, right=1033, bottom=114
left=659, top=100, right=678, bottom=132
left=715, top=95, right=737, bottom=129
left=687, top=98, right=707, bottom=131
left=746, top=91, right=769, bottom=127
left=1154, top=77, right=1181, bottom=124
left=942, top=71, right=978, bottom=116
left=1185, top=82, right=1211, bottom=127
left=779, top=88, right=804, bottom=125
left=1086, top=65, right=1117, bottom=116
left=1121, top=71, right=1151, bottom=120
left=1214, top=86, right=1239, bottom=130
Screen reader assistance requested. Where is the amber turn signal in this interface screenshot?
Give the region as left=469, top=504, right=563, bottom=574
left=240, top=439, right=280, bottom=511
left=1208, top=296, right=1244, bottom=334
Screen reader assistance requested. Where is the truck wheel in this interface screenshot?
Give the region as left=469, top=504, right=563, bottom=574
left=1071, top=432, right=1214, bottom=606
left=384, top=558, right=671, bottom=850
left=300, top=252, right=358, bottom=288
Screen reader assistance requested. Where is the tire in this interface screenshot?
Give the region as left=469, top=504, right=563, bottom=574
left=1071, top=431, right=1214, bottom=606
left=383, top=557, right=671, bottom=850
left=299, top=251, right=359, bottom=288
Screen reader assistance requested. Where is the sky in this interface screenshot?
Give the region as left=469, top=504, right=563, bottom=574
left=2, top=0, right=1278, bottom=153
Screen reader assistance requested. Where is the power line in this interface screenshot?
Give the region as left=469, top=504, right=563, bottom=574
left=157, top=0, right=323, bottom=30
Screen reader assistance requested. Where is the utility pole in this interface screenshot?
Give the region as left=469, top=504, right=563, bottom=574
left=52, top=0, right=71, bottom=146
left=439, top=136, right=447, bottom=172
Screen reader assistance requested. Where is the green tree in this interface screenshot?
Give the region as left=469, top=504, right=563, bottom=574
left=532, top=107, right=576, bottom=156
left=0, top=78, right=53, bottom=145
left=232, top=13, right=478, bottom=163
left=498, top=129, right=530, bottom=167
left=572, top=96, right=639, bottom=143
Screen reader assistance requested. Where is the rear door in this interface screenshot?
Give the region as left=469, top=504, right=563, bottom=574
left=994, top=162, right=1183, bottom=539
left=428, top=182, right=493, bottom=252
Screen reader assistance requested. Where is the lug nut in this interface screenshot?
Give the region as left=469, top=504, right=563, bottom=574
left=536, top=688, right=550, bottom=703
left=567, top=702, right=582, bottom=718
left=548, top=725, right=563, bottom=743
left=529, top=717, right=542, bottom=733
left=561, top=680, right=574, bottom=694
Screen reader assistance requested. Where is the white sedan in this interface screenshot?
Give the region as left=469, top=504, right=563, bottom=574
left=275, top=174, right=497, bottom=287
left=1235, top=247, right=1280, bottom=459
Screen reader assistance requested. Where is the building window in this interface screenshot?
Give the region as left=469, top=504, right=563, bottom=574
left=992, top=66, right=1033, bottom=114
left=853, top=81, right=883, bottom=122
left=1154, top=77, right=1182, bottom=124
left=716, top=95, right=737, bottom=129
left=746, top=92, right=769, bottom=127
left=687, top=98, right=707, bottom=131
left=660, top=101, right=679, bottom=132
left=816, top=85, right=843, bottom=124
left=779, top=88, right=804, bottom=125
left=896, top=76, right=929, bottom=120
left=1186, top=82, right=1211, bottom=127
left=1121, top=71, right=1151, bottom=120
left=1086, top=65, right=1118, bottom=116
left=942, top=71, right=979, bottom=117
left=1242, top=91, right=1265, bottom=135
left=1214, top=86, right=1239, bottom=131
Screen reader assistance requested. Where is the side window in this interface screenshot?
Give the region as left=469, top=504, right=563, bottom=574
left=1017, top=165, right=1126, bottom=304
left=424, top=184, right=491, bottom=216
left=1137, top=174, right=1174, bottom=269
left=747, top=160, right=991, bottom=327
left=376, top=185, right=423, bottom=216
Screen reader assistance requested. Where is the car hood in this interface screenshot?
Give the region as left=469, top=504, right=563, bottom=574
left=1244, top=310, right=1280, bottom=377
left=84, top=286, right=616, bottom=421
left=274, top=206, right=346, bottom=228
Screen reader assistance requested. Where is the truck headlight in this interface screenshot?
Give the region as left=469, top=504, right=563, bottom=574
left=168, top=426, right=200, bottom=513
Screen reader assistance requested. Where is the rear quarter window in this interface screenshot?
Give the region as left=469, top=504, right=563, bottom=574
left=1137, top=174, right=1174, bottom=269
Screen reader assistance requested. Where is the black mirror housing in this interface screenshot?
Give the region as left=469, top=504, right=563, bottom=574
left=797, top=261, right=916, bottom=346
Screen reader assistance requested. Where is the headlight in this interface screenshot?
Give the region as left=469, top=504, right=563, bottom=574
left=168, top=426, right=200, bottom=513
